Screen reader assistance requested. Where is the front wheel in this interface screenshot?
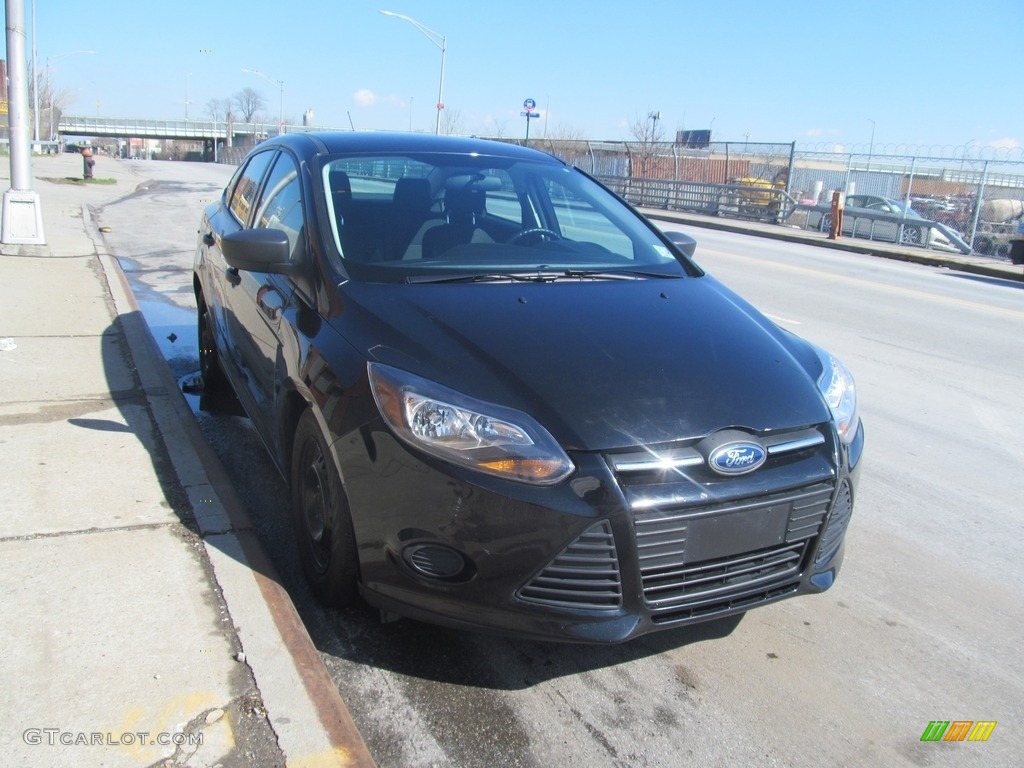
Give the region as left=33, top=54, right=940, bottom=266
left=198, top=297, right=230, bottom=394
left=291, top=409, right=360, bottom=607
left=899, top=224, right=922, bottom=245
left=818, top=213, right=832, bottom=234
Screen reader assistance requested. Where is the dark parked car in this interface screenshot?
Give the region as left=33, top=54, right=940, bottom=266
left=194, top=132, right=863, bottom=643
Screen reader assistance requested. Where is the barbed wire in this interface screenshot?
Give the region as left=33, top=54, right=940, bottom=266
left=796, top=141, right=1024, bottom=162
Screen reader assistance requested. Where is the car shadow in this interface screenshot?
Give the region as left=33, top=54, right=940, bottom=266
left=103, top=307, right=744, bottom=694
left=296, top=594, right=744, bottom=692
left=97, top=311, right=197, bottom=527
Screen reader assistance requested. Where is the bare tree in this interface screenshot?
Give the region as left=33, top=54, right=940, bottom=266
left=29, top=65, right=77, bottom=141
left=440, top=107, right=463, bottom=136
left=542, top=124, right=588, bottom=166
left=627, top=112, right=668, bottom=204
left=205, top=97, right=233, bottom=122
left=628, top=112, right=665, bottom=146
left=485, top=118, right=510, bottom=139
left=233, top=87, right=265, bottom=123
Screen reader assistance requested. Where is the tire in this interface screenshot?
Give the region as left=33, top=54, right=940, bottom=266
left=818, top=213, right=832, bottom=233
left=973, top=235, right=994, bottom=256
left=198, top=297, right=228, bottom=393
left=899, top=224, right=922, bottom=245
left=291, top=409, right=360, bottom=607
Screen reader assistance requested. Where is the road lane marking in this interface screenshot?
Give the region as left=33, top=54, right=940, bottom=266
left=701, top=246, right=1024, bottom=321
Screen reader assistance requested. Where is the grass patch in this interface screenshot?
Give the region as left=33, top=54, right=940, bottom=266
left=41, top=176, right=118, bottom=186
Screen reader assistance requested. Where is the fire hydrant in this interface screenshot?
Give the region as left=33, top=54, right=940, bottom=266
left=81, top=147, right=95, bottom=180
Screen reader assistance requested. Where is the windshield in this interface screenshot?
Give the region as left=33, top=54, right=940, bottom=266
left=320, top=152, right=690, bottom=282
left=886, top=199, right=922, bottom=219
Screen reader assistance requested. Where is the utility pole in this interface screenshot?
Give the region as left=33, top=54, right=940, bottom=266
left=2, top=0, right=46, bottom=244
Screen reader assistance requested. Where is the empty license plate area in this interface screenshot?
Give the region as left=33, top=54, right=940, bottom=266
left=684, top=500, right=791, bottom=563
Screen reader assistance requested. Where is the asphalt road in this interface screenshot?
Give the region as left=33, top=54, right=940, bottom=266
left=96, top=160, right=1024, bottom=767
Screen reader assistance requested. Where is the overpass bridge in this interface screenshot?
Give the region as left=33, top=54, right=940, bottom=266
left=57, top=115, right=350, bottom=145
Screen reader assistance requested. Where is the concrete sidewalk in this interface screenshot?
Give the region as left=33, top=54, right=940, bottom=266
left=0, top=153, right=375, bottom=767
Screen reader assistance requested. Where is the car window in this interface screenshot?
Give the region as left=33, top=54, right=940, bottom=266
left=253, top=153, right=305, bottom=262
left=228, top=150, right=276, bottom=226
left=320, top=152, right=686, bottom=281
left=543, top=176, right=632, bottom=259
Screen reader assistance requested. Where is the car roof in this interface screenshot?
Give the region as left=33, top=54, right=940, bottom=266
left=257, top=131, right=562, bottom=164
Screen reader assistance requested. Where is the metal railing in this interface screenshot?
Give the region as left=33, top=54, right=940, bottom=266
left=528, top=139, right=1024, bottom=259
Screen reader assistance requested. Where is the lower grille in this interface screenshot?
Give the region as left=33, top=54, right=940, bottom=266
left=646, top=542, right=806, bottom=622
left=635, top=482, right=834, bottom=620
left=517, top=521, right=622, bottom=610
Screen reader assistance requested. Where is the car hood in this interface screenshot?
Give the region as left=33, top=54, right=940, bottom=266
left=338, top=276, right=831, bottom=451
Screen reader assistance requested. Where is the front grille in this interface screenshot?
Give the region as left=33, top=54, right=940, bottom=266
left=517, top=521, right=622, bottom=610
left=635, top=483, right=833, bottom=617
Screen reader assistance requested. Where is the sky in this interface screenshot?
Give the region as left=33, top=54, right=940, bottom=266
left=7, top=0, right=1022, bottom=156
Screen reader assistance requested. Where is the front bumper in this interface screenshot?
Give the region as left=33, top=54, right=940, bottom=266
left=339, top=417, right=863, bottom=644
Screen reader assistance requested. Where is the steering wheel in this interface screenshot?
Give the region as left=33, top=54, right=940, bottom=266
left=509, top=227, right=562, bottom=245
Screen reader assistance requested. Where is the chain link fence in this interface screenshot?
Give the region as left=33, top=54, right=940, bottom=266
left=524, top=139, right=1024, bottom=259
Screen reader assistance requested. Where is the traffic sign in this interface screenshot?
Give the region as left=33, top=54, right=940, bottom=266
left=523, top=98, right=536, bottom=110
left=520, top=111, right=540, bottom=118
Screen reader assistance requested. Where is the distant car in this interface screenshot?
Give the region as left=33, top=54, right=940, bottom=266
left=803, top=194, right=969, bottom=253
left=194, top=131, right=863, bottom=643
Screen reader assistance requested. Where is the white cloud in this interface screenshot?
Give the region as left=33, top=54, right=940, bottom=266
left=985, top=137, right=1021, bottom=151
left=353, top=89, right=378, bottom=107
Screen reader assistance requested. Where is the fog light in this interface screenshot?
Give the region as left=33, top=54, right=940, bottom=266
left=403, top=544, right=467, bottom=579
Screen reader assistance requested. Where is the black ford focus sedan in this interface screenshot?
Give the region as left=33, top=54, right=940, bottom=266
left=194, top=132, right=863, bottom=643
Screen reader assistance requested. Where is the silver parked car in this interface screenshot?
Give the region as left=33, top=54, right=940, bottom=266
left=801, top=194, right=970, bottom=254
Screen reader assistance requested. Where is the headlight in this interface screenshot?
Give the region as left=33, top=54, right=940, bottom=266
left=814, top=347, right=859, bottom=444
left=368, top=362, right=574, bottom=485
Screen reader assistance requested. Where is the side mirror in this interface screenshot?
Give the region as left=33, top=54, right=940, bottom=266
left=664, top=230, right=697, bottom=259
left=221, top=228, right=293, bottom=275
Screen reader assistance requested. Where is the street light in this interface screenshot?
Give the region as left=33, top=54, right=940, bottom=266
left=46, top=50, right=94, bottom=140
left=380, top=10, right=446, bottom=135
left=866, top=118, right=876, bottom=172
left=648, top=110, right=661, bottom=142
left=242, top=67, right=285, bottom=132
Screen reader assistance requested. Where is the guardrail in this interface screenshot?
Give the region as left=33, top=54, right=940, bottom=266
left=790, top=204, right=972, bottom=254
left=600, top=176, right=798, bottom=224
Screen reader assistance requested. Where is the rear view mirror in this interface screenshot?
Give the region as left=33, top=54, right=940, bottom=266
left=221, top=228, right=293, bottom=275
left=664, top=230, right=697, bottom=259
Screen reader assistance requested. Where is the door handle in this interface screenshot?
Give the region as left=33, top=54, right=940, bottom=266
left=257, top=285, right=284, bottom=321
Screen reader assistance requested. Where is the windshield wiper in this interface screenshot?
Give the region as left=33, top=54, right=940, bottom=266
left=407, top=268, right=683, bottom=284
left=561, top=268, right=683, bottom=280
left=406, top=272, right=561, bottom=284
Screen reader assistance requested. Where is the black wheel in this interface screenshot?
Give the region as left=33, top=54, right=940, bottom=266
left=818, top=213, right=832, bottom=233
left=973, top=235, right=994, bottom=255
left=291, top=409, right=359, bottom=607
left=899, top=224, right=922, bottom=245
left=198, top=297, right=228, bottom=393
left=509, top=227, right=562, bottom=245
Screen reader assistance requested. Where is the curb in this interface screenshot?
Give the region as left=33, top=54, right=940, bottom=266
left=85, top=204, right=377, bottom=768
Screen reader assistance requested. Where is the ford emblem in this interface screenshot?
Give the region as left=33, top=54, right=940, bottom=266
left=709, top=442, right=767, bottom=475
